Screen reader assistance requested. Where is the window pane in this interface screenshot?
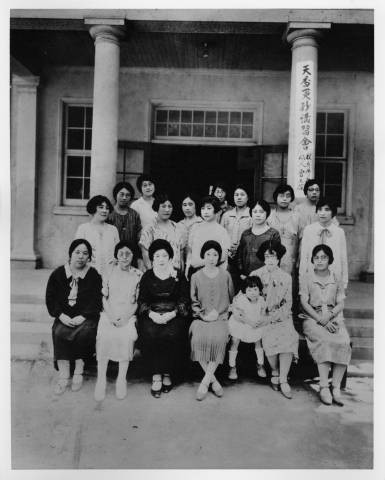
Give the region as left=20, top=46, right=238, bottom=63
left=324, top=185, right=342, bottom=208
left=217, top=125, right=228, bottom=137
left=218, top=112, right=229, bottom=124
left=264, top=153, right=283, bottom=178
left=315, top=162, right=324, bottom=183
left=180, top=124, right=192, bottom=136
left=156, top=110, right=168, bottom=122
left=327, top=113, right=344, bottom=134
left=169, top=110, right=180, bottom=123
left=316, top=112, right=326, bottom=133
left=262, top=180, right=280, bottom=203
left=326, top=135, right=344, bottom=157
left=68, top=106, right=85, bottom=128
left=181, top=110, right=192, bottom=123
left=67, top=129, right=84, bottom=149
left=156, top=123, right=167, bottom=136
left=324, top=162, right=343, bottom=183
left=66, top=178, right=83, bottom=199
left=85, top=156, right=91, bottom=177
left=67, top=156, right=83, bottom=176
left=242, top=112, right=253, bottom=125
left=316, top=134, right=326, bottom=156
left=85, top=107, right=93, bottom=128
left=84, top=179, right=90, bottom=199
left=193, top=124, right=203, bottom=136
left=205, top=111, right=216, bottom=124
left=167, top=123, right=179, bottom=136
left=229, top=125, right=240, bottom=138
left=205, top=125, right=216, bottom=137
left=230, top=112, right=241, bottom=124
left=193, top=111, right=204, bottom=123
left=242, top=126, right=253, bottom=138
left=85, top=129, right=92, bottom=150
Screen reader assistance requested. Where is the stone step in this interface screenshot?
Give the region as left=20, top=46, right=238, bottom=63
left=345, top=319, right=374, bottom=338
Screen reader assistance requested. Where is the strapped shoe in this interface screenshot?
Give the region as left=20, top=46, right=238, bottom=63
left=319, top=386, right=332, bottom=405
left=196, top=381, right=209, bottom=401
left=280, top=382, right=292, bottom=399
left=270, top=375, right=280, bottom=392
left=228, top=367, right=238, bottom=381
left=211, top=380, right=224, bottom=398
left=331, top=386, right=344, bottom=406
left=54, top=378, right=68, bottom=395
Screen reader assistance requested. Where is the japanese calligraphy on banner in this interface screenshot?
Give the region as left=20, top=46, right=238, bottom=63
left=293, top=60, right=315, bottom=193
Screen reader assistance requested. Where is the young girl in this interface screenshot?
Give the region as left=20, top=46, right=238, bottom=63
left=94, top=241, right=142, bottom=401
left=190, top=241, right=234, bottom=400
left=228, top=276, right=267, bottom=381
left=300, top=244, right=351, bottom=406
left=237, top=199, right=280, bottom=278
left=250, top=240, right=299, bottom=399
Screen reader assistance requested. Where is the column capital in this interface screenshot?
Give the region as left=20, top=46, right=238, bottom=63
left=12, top=74, right=40, bottom=91
left=285, top=22, right=331, bottom=48
left=87, top=22, right=126, bottom=46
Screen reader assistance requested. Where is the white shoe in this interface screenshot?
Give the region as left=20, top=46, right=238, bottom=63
left=94, top=379, right=106, bottom=401
left=116, top=380, right=127, bottom=400
left=54, top=378, right=68, bottom=395
left=228, top=367, right=238, bottom=381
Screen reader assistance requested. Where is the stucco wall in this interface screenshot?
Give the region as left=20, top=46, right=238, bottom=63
left=33, top=67, right=373, bottom=277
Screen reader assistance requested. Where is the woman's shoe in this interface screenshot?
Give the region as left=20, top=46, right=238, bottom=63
left=228, top=367, right=238, bottom=381
left=196, top=381, right=209, bottom=401
left=270, top=375, right=280, bottom=392
left=280, top=382, right=292, bottom=399
left=71, top=374, right=83, bottom=392
left=211, top=380, right=224, bottom=398
left=150, top=379, right=162, bottom=399
left=319, top=386, right=332, bottom=405
left=54, top=378, right=68, bottom=395
left=162, top=374, right=173, bottom=393
left=331, top=386, right=344, bottom=406
left=257, top=363, right=267, bottom=378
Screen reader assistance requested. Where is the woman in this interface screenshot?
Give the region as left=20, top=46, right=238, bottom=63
left=130, top=174, right=157, bottom=228
left=236, top=199, right=280, bottom=279
left=212, top=182, right=232, bottom=222
left=177, top=193, right=203, bottom=266
left=267, top=184, right=299, bottom=276
left=46, top=239, right=103, bottom=395
left=221, top=184, right=252, bottom=291
left=75, top=195, right=119, bottom=277
left=137, top=239, right=190, bottom=398
left=186, top=195, right=231, bottom=279
left=299, top=198, right=348, bottom=289
left=107, top=181, right=142, bottom=267
left=250, top=240, right=299, bottom=399
left=139, top=193, right=184, bottom=271
left=300, top=244, right=351, bottom=406
left=94, top=241, right=142, bottom=401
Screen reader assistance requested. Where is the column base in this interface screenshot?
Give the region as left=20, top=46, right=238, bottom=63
left=359, top=270, right=374, bottom=284
left=11, top=253, right=42, bottom=269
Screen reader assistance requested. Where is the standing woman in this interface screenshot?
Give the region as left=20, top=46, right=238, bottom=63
left=46, top=239, right=102, bottom=394
left=221, top=184, right=252, bottom=291
left=139, top=193, right=184, bottom=271
left=300, top=245, right=351, bottom=406
left=267, top=184, right=299, bottom=276
left=75, top=195, right=119, bottom=277
left=137, top=239, right=190, bottom=398
left=131, top=174, right=157, bottom=228
left=236, top=199, right=280, bottom=279
left=251, top=240, right=299, bottom=399
left=177, top=194, right=203, bottom=269
left=212, top=183, right=232, bottom=222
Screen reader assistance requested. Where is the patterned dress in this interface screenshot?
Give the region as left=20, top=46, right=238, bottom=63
left=107, top=208, right=142, bottom=263
left=267, top=209, right=299, bottom=275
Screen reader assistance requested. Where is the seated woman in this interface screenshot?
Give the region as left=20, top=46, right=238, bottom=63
left=137, top=239, right=190, bottom=398
left=250, top=240, right=299, bottom=399
left=75, top=195, right=119, bottom=277
left=94, top=241, right=143, bottom=402
left=45, top=239, right=103, bottom=395
left=300, top=244, right=351, bottom=406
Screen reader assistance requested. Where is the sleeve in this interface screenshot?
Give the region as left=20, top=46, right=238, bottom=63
left=137, top=271, right=152, bottom=316
left=190, top=273, right=203, bottom=320
left=299, top=273, right=310, bottom=301
left=282, top=273, right=292, bottom=318
left=340, top=229, right=349, bottom=289
left=79, top=270, right=103, bottom=317
left=221, top=229, right=231, bottom=257
left=220, top=211, right=228, bottom=229
left=176, top=271, right=190, bottom=317
left=113, top=225, right=120, bottom=246
left=139, top=224, right=154, bottom=250
left=45, top=270, right=64, bottom=319
left=236, top=232, right=245, bottom=274
left=227, top=271, right=235, bottom=303
left=177, top=223, right=189, bottom=251
left=336, top=277, right=346, bottom=304
left=134, top=210, right=142, bottom=245
left=271, top=228, right=281, bottom=243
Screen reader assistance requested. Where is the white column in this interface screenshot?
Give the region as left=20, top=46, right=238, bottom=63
left=286, top=27, right=322, bottom=199
left=88, top=23, right=125, bottom=197
left=11, top=74, right=40, bottom=268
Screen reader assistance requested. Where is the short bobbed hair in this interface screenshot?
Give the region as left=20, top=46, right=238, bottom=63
left=212, top=183, right=227, bottom=195
left=200, top=195, right=221, bottom=213
left=256, top=239, right=286, bottom=262
left=152, top=193, right=173, bottom=212
left=68, top=238, right=92, bottom=259
left=316, top=198, right=338, bottom=218
left=273, top=184, right=295, bottom=203
left=303, top=179, right=320, bottom=195
left=240, top=275, right=263, bottom=294
left=200, top=240, right=222, bottom=263
left=114, top=240, right=136, bottom=260
left=251, top=199, right=271, bottom=218
left=148, top=239, right=174, bottom=261
left=311, top=244, right=334, bottom=265
left=136, top=174, right=155, bottom=193
left=181, top=193, right=199, bottom=207
left=233, top=184, right=250, bottom=199
left=86, top=195, right=113, bottom=215
left=112, top=182, right=135, bottom=201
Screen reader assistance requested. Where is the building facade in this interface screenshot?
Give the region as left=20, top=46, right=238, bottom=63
left=10, top=9, right=374, bottom=280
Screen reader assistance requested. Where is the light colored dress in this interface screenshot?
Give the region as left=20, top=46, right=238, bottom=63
left=221, top=208, right=252, bottom=258
left=228, top=292, right=266, bottom=343
left=131, top=197, right=157, bottom=228
left=300, top=270, right=351, bottom=365
left=75, top=222, right=119, bottom=276
left=299, top=222, right=348, bottom=289
left=252, top=266, right=298, bottom=357
left=96, top=265, right=142, bottom=362
left=267, top=209, right=299, bottom=275
left=139, top=217, right=184, bottom=269
left=188, top=221, right=231, bottom=270
left=294, top=199, right=339, bottom=240
left=190, top=269, right=234, bottom=363
left=177, top=216, right=203, bottom=264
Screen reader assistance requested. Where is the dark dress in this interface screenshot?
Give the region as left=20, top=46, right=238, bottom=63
left=107, top=208, right=142, bottom=265
left=137, top=269, right=190, bottom=376
left=46, top=265, right=102, bottom=367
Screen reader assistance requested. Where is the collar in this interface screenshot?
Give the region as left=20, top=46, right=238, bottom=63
left=311, top=268, right=336, bottom=287
left=65, top=263, right=90, bottom=280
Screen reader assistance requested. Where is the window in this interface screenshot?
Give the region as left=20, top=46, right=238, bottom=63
left=153, top=107, right=256, bottom=143
left=63, top=104, right=92, bottom=205
left=315, top=111, right=347, bottom=212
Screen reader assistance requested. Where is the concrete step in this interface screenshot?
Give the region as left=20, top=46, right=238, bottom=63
left=345, top=318, right=374, bottom=338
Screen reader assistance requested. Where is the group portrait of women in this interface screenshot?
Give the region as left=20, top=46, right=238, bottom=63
left=46, top=174, right=351, bottom=407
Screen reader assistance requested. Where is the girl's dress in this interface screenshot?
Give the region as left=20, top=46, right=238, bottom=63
left=130, top=196, right=157, bottom=228
left=75, top=222, right=120, bottom=276
left=46, top=264, right=103, bottom=367
left=96, top=265, right=142, bottom=362
left=267, top=209, right=299, bottom=275
left=299, top=222, right=348, bottom=289
left=236, top=227, right=281, bottom=277
left=137, top=269, right=190, bottom=375
left=253, top=266, right=298, bottom=357
left=228, top=293, right=266, bottom=343
left=300, top=270, right=351, bottom=365
left=190, top=269, right=234, bottom=363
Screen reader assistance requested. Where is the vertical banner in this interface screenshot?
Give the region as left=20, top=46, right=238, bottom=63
left=293, top=60, right=315, bottom=194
